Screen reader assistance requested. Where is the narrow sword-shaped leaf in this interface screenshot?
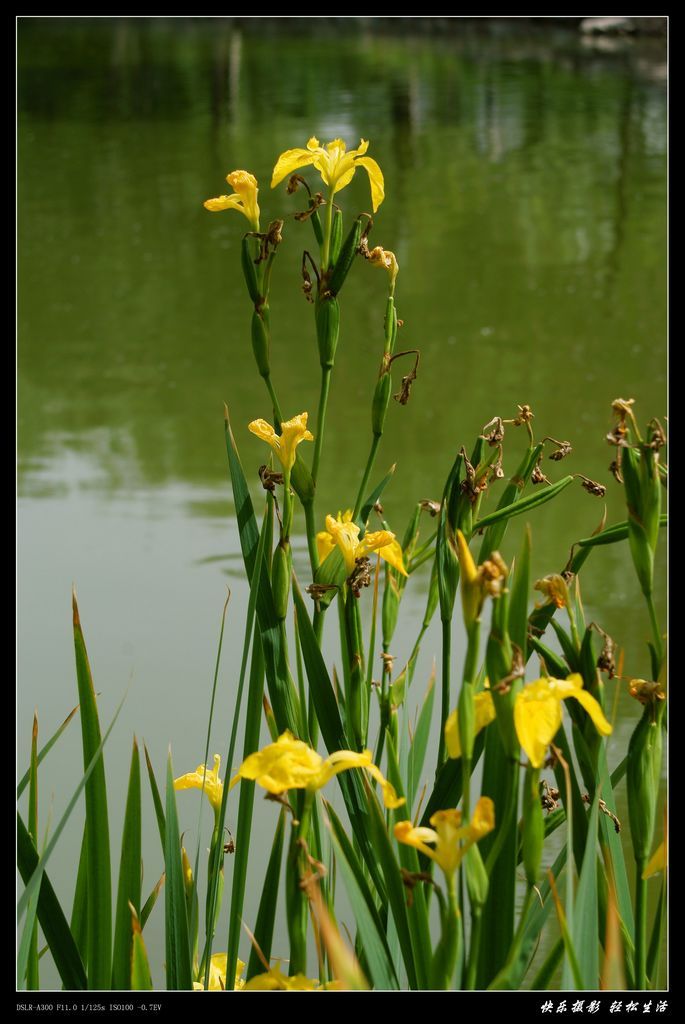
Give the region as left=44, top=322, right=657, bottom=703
left=164, top=752, right=192, bottom=989
left=111, top=737, right=142, bottom=989
left=17, top=703, right=79, bottom=799
left=245, top=809, right=286, bottom=981
left=72, top=591, right=112, bottom=988
left=18, top=691, right=126, bottom=920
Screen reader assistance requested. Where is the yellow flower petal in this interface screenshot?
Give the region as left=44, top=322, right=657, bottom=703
left=364, top=761, right=405, bottom=809
left=174, top=755, right=224, bottom=811
left=378, top=538, right=408, bottom=577
left=248, top=413, right=313, bottom=473
left=445, top=691, right=496, bottom=759
left=204, top=169, right=260, bottom=230
left=272, top=137, right=383, bottom=209
left=230, top=732, right=400, bottom=805
left=553, top=674, right=613, bottom=737
left=514, top=682, right=563, bottom=769
left=271, top=147, right=319, bottom=189
left=316, top=530, right=336, bottom=564
left=354, top=155, right=385, bottom=212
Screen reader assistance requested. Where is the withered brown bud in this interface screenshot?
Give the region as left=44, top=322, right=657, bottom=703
left=258, top=465, right=284, bottom=492
left=481, top=416, right=505, bottom=446
left=420, top=499, right=441, bottom=517
left=548, top=441, right=573, bottom=461
left=531, top=463, right=550, bottom=485
left=579, top=476, right=606, bottom=498
left=394, top=369, right=417, bottom=406
left=347, top=556, right=372, bottom=598
left=609, top=459, right=624, bottom=483
left=305, top=583, right=339, bottom=600
left=513, top=403, right=534, bottom=426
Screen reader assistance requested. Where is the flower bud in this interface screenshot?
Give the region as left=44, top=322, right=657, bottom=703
left=464, top=844, right=489, bottom=911
left=251, top=309, right=271, bottom=379
left=521, top=767, right=544, bottom=887
left=328, top=216, right=363, bottom=294
left=372, top=371, right=392, bottom=438
left=271, top=541, right=292, bottom=621
left=329, top=208, right=344, bottom=267
left=314, top=295, right=340, bottom=370
left=290, top=457, right=315, bottom=504
left=627, top=702, right=664, bottom=865
left=241, top=236, right=262, bottom=304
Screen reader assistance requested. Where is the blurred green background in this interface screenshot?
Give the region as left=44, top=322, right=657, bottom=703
left=18, top=17, right=666, bottom=988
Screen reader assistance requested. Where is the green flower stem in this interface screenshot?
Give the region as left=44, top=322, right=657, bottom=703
left=460, top=622, right=481, bottom=820
left=321, top=191, right=335, bottom=271
left=282, top=472, right=294, bottom=539
left=635, top=865, right=648, bottom=989
left=408, top=530, right=438, bottom=571
left=431, top=877, right=462, bottom=989
left=437, top=617, right=452, bottom=768
left=645, top=592, right=664, bottom=671
left=311, top=365, right=332, bottom=486
left=465, top=908, right=483, bottom=991
left=264, top=374, right=284, bottom=426
left=353, top=434, right=381, bottom=521
left=287, top=791, right=314, bottom=976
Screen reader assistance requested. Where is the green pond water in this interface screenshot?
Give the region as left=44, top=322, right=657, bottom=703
left=18, top=18, right=666, bottom=989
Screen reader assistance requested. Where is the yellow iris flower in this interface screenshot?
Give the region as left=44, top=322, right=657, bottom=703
left=394, top=798, right=495, bottom=882
left=204, top=170, right=260, bottom=231
left=445, top=674, right=612, bottom=769
left=318, top=511, right=407, bottom=577
left=229, top=730, right=404, bottom=809
left=455, top=530, right=507, bottom=626
left=271, top=137, right=385, bottom=213
left=192, top=955, right=246, bottom=991
left=174, top=754, right=224, bottom=811
left=242, top=964, right=342, bottom=991
left=248, top=412, right=314, bottom=473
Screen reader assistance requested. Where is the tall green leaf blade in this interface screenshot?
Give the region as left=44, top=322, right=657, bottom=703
left=72, top=591, right=112, bottom=987
left=646, top=875, right=667, bottom=988
left=246, top=809, right=286, bottom=981
left=407, top=668, right=436, bottom=812
left=226, top=628, right=266, bottom=989
left=224, top=409, right=300, bottom=735
left=477, top=445, right=542, bottom=561
left=130, top=909, right=153, bottom=990
left=111, top=737, right=142, bottom=988
left=363, top=780, right=418, bottom=990
left=596, top=744, right=634, bottom=941
left=489, top=845, right=567, bottom=989
left=508, top=525, right=531, bottom=656
left=385, top=731, right=431, bottom=989
left=16, top=814, right=87, bottom=990
left=70, top=825, right=88, bottom=966
left=17, top=704, right=79, bottom=799
left=27, top=713, right=39, bottom=989
left=140, top=874, right=165, bottom=931
left=571, top=789, right=601, bottom=988
left=291, top=578, right=386, bottom=899
left=164, top=753, right=192, bottom=990
left=473, top=475, right=573, bottom=533
left=143, top=743, right=166, bottom=852
left=18, top=690, right=125, bottom=920
left=326, top=807, right=400, bottom=990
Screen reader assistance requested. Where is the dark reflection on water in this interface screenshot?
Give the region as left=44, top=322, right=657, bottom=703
left=18, top=18, right=666, bottom=988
